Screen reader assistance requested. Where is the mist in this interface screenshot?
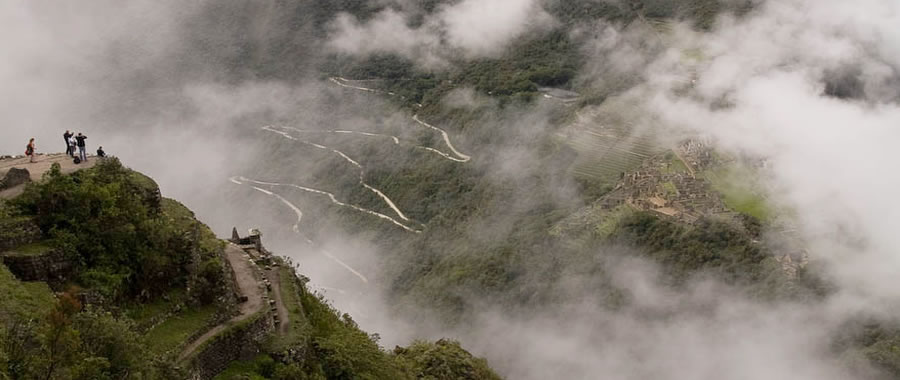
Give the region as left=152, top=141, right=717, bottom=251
left=328, top=0, right=554, bottom=65
left=3, top=0, right=900, bottom=379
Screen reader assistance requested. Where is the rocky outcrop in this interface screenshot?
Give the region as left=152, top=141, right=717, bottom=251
left=0, top=248, right=72, bottom=284
left=125, top=171, right=162, bottom=214
left=0, top=217, right=42, bottom=252
left=0, top=168, right=31, bottom=190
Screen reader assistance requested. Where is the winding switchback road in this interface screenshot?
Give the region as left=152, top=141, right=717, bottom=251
left=228, top=76, right=477, bottom=284
left=276, top=127, right=470, bottom=163
left=411, top=115, right=471, bottom=162
left=230, top=176, right=422, bottom=234
left=230, top=177, right=373, bottom=283
left=327, top=76, right=472, bottom=162
left=263, top=126, right=412, bottom=222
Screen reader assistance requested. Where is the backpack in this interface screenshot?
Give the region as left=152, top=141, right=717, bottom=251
left=73, top=156, right=81, bottom=164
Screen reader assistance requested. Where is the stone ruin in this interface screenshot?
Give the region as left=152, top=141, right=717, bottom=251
left=598, top=138, right=811, bottom=281
left=598, top=139, right=738, bottom=226
left=231, top=227, right=268, bottom=257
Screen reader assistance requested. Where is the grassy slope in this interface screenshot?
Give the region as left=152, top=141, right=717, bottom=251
left=2, top=242, right=53, bottom=257
left=703, top=163, right=772, bottom=221
left=0, top=264, right=55, bottom=323
left=268, top=264, right=309, bottom=351
left=143, top=304, right=218, bottom=356
left=216, top=267, right=503, bottom=380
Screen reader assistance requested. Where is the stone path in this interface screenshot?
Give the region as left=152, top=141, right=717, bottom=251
left=178, top=243, right=265, bottom=361
left=265, top=266, right=290, bottom=335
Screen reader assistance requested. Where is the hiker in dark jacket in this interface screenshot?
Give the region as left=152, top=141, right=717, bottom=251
left=63, top=130, right=73, bottom=157
left=96, top=146, right=106, bottom=158
left=75, top=133, right=88, bottom=162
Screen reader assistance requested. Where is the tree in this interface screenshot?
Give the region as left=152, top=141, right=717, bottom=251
left=36, top=291, right=82, bottom=380
left=73, top=308, right=151, bottom=378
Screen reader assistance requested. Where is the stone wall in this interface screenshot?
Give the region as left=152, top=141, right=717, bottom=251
left=0, top=217, right=42, bottom=252
left=187, top=310, right=276, bottom=380
left=1, top=249, right=72, bottom=284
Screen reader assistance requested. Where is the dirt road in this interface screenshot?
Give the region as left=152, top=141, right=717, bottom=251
left=178, top=243, right=264, bottom=361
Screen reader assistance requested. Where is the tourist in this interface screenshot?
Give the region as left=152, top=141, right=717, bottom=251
left=96, top=146, right=106, bottom=158
left=75, top=133, right=88, bottom=162
left=68, top=134, right=77, bottom=157
left=63, top=130, right=73, bottom=157
left=25, top=138, right=36, bottom=163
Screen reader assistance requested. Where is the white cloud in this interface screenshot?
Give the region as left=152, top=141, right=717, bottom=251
left=326, top=0, right=554, bottom=66
left=439, top=0, right=554, bottom=57
left=328, top=10, right=443, bottom=65
left=641, top=0, right=900, bottom=308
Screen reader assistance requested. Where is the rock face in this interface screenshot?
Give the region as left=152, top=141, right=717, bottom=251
left=0, top=217, right=42, bottom=252
left=0, top=168, right=31, bottom=190
left=0, top=249, right=72, bottom=284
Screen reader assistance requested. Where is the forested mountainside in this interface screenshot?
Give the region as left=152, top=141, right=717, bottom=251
left=3, top=0, right=899, bottom=379
left=0, top=158, right=500, bottom=379
left=204, top=1, right=900, bottom=378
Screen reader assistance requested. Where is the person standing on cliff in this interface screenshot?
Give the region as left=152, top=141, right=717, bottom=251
left=25, top=138, right=36, bottom=163
left=75, top=133, right=88, bottom=162
left=63, top=130, right=73, bottom=157
left=68, top=134, right=77, bottom=157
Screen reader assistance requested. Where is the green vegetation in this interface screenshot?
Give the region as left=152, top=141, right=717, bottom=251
left=331, top=27, right=581, bottom=106
left=394, top=339, right=502, bottom=380
left=269, top=265, right=309, bottom=351
left=704, top=164, right=772, bottom=221
left=211, top=274, right=501, bottom=380
left=0, top=159, right=222, bottom=379
left=123, top=290, right=186, bottom=329
left=662, top=152, right=690, bottom=174
left=2, top=157, right=499, bottom=379
left=8, top=158, right=225, bottom=301
left=0, top=287, right=173, bottom=380
left=613, top=211, right=769, bottom=285
left=0, top=264, right=55, bottom=323
left=215, top=355, right=277, bottom=380
left=833, top=322, right=900, bottom=378
left=3, top=242, right=53, bottom=257
left=659, top=181, right=679, bottom=197
left=143, top=304, right=217, bottom=355
left=299, top=288, right=405, bottom=379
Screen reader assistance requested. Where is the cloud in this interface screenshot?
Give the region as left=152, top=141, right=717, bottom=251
left=634, top=0, right=900, bottom=310
left=439, top=0, right=554, bottom=57
left=326, top=0, right=554, bottom=66
left=328, top=10, right=444, bottom=66
left=5, top=1, right=900, bottom=379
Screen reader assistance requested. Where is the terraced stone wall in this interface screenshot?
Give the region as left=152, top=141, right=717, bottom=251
left=188, top=309, right=276, bottom=380
left=0, top=249, right=72, bottom=284
left=0, top=217, right=41, bottom=251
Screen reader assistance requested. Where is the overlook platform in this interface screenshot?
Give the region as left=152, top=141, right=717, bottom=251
left=0, top=153, right=97, bottom=199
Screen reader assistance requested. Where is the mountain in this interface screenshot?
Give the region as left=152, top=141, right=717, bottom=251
left=3, top=1, right=900, bottom=379
left=0, top=156, right=500, bottom=380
